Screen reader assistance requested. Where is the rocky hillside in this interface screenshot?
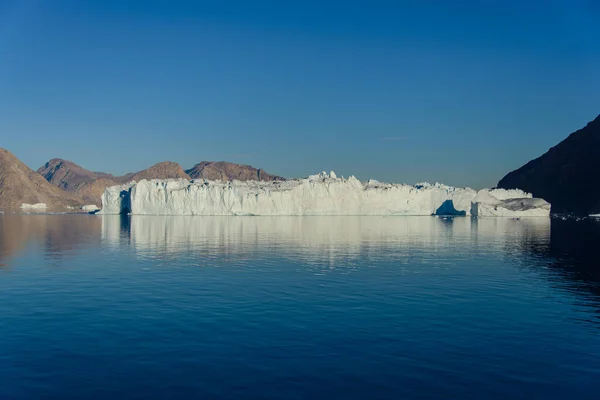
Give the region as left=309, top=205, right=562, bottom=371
left=37, top=160, right=190, bottom=205
left=186, top=161, right=284, bottom=181
left=38, top=158, right=284, bottom=205
left=120, top=161, right=190, bottom=183
left=0, top=149, right=85, bottom=209
left=498, top=114, right=600, bottom=214
left=38, top=158, right=116, bottom=190
left=37, top=159, right=119, bottom=205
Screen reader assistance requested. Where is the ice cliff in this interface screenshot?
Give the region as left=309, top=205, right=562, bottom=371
left=470, top=191, right=550, bottom=217
left=99, top=172, right=550, bottom=217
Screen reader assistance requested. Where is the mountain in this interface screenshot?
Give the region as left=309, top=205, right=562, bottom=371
left=38, top=158, right=284, bottom=205
left=65, top=177, right=120, bottom=206
left=0, top=149, right=85, bottom=209
left=120, top=161, right=190, bottom=183
left=37, top=158, right=119, bottom=205
left=37, top=158, right=115, bottom=190
left=38, top=160, right=190, bottom=205
left=498, top=114, right=600, bottom=214
left=186, top=161, right=284, bottom=181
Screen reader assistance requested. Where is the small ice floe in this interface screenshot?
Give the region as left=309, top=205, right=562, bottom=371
left=20, top=203, right=47, bottom=209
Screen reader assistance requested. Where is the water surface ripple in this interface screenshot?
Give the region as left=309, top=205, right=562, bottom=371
left=1, top=215, right=599, bottom=399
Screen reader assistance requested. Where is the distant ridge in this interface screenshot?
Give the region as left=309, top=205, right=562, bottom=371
left=37, top=159, right=190, bottom=205
left=120, top=161, right=190, bottom=183
left=186, top=161, right=284, bottom=182
left=38, top=158, right=116, bottom=190
left=37, top=158, right=119, bottom=205
left=38, top=158, right=284, bottom=205
left=498, top=114, right=600, bottom=214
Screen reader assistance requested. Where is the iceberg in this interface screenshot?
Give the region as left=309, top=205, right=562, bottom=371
left=99, top=182, right=135, bottom=215
left=470, top=190, right=550, bottom=217
left=82, top=204, right=100, bottom=212
left=20, top=203, right=47, bottom=209
left=98, top=172, right=550, bottom=217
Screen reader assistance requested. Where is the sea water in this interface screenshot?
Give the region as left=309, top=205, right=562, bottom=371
left=0, top=215, right=599, bottom=399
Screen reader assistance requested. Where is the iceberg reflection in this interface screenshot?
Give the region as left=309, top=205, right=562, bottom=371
left=101, top=215, right=551, bottom=267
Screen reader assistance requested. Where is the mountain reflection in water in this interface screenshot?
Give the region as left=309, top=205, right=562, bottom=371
left=1, top=214, right=598, bottom=302
left=1, top=214, right=599, bottom=399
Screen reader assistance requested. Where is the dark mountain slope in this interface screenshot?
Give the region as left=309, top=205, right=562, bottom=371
left=498, top=114, right=600, bottom=214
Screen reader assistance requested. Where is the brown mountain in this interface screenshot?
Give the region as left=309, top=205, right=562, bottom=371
left=186, top=161, right=284, bottom=181
left=0, top=148, right=85, bottom=210
left=37, top=159, right=119, bottom=205
left=498, top=114, right=600, bottom=214
left=38, top=160, right=191, bottom=205
left=120, top=161, right=190, bottom=183
left=39, top=158, right=284, bottom=205
left=37, top=158, right=115, bottom=190
left=67, top=177, right=120, bottom=206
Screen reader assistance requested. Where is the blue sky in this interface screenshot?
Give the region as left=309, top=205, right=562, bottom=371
left=1, top=0, right=599, bottom=188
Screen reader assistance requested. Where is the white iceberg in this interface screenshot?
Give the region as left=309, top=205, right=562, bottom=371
left=82, top=204, right=100, bottom=212
left=98, top=172, right=550, bottom=217
left=470, top=190, right=550, bottom=217
left=20, top=203, right=47, bottom=209
left=98, top=182, right=136, bottom=215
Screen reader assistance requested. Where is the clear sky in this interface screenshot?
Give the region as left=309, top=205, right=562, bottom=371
left=1, top=0, right=599, bottom=188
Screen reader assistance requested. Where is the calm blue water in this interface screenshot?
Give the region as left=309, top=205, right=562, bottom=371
left=0, top=215, right=599, bottom=399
